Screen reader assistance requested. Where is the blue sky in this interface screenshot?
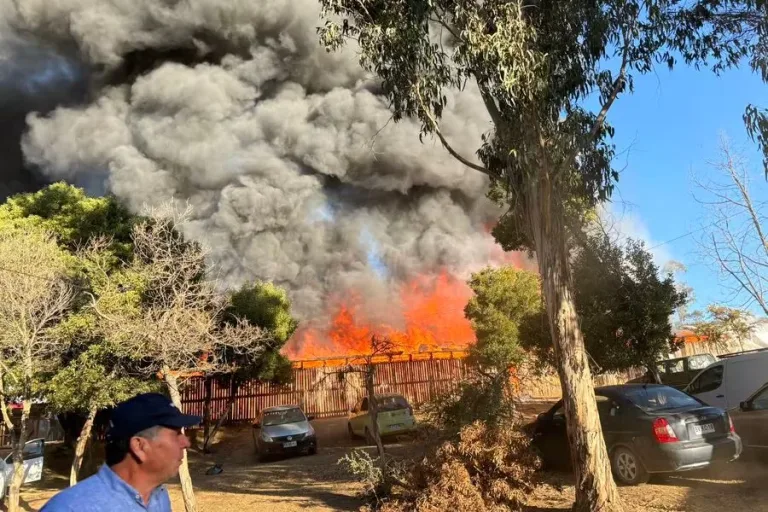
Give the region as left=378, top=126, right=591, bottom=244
left=603, top=62, right=766, bottom=315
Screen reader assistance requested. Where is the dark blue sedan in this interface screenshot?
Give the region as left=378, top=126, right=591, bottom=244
left=531, top=384, right=742, bottom=485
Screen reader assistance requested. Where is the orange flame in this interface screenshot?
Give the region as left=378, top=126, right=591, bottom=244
left=281, top=221, right=533, bottom=361
left=283, top=270, right=477, bottom=360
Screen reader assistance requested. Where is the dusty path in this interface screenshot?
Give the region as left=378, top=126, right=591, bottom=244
left=14, top=414, right=768, bottom=512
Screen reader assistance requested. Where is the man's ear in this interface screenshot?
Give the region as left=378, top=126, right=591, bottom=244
left=129, top=436, right=150, bottom=463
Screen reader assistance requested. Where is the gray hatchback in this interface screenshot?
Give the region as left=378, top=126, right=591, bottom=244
left=252, top=405, right=317, bottom=462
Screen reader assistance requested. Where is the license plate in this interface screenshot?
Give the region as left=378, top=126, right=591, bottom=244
left=694, top=423, right=716, bottom=435
left=283, top=441, right=297, bottom=448
left=388, top=424, right=404, bottom=430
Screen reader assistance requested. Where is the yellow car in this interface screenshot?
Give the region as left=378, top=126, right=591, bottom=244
left=347, top=393, right=416, bottom=442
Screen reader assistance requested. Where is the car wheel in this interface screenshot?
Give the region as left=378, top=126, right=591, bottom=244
left=611, top=447, right=649, bottom=485
left=348, top=423, right=356, bottom=439
left=309, top=445, right=318, bottom=455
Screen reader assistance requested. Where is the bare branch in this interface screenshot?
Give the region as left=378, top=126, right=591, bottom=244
left=414, top=84, right=491, bottom=176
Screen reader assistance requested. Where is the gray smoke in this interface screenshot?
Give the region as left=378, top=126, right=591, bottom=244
left=0, top=0, right=89, bottom=198
left=3, top=0, right=518, bottom=350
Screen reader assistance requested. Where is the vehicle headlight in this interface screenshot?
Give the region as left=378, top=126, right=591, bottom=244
left=260, top=431, right=273, bottom=442
left=307, top=425, right=316, bottom=436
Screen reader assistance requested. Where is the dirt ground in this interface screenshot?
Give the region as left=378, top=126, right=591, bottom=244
left=12, top=407, right=768, bottom=511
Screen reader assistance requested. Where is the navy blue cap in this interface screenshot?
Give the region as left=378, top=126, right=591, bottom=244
left=107, top=393, right=202, bottom=441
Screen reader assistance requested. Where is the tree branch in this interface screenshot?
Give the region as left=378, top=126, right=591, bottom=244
left=590, top=28, right=631, bottom=140
left=414, top=84, right=491, bottom=176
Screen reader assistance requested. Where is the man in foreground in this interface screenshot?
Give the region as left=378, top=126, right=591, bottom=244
left=42, top=393, right=201, bottom=511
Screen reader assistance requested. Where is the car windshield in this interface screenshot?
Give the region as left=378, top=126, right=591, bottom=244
left=262, top=408, right=306, bottom=426
left=623, top=386, right=700, bottom=412
left=377, top=395, right=409, bottom=411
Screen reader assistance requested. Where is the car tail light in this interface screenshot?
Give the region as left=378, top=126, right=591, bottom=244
left=729, top=415, right=736, bottom=433
left=652, top=418, right=679, bottom=444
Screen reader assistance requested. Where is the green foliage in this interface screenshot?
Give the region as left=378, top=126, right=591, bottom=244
left=519, top=231, right=688, bottom=372
left=0, top=182, right=137, bottom=259
left=44, top=344, right=157, bottom=414
left=464, top=267, right=544, bottom=370
left=571, top=232, right=688, bottom=372
left=229, top=282, right=299, bottom=345
left=225, top=281, right=298, bottom=384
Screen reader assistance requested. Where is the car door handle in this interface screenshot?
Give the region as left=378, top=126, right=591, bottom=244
left=716, top=394, right=725, bottom=398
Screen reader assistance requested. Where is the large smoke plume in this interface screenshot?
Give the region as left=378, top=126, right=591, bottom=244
left=1, top=0, right=520, bottom=352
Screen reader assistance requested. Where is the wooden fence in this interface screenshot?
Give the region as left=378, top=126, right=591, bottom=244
left=180, top=351, right=643, bottom=422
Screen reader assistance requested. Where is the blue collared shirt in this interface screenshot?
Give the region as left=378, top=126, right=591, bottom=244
left=41, top=464, right=172, bottom=511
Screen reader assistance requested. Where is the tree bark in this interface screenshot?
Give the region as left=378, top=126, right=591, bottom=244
left=70, top=405, right=98, bottom=486
left=8, top=400, right=30, bottom=512
left=527, top=176, right=623, bottom=512
left=364, top=366, right=385, bottom=457
left=164, top=368, right=197, bottom=512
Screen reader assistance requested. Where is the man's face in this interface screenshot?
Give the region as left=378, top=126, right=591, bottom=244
left=132, top=426, right=190, bottom=482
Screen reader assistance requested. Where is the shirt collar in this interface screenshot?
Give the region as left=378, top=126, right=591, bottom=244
left=97, top=464, right=164, bottom=507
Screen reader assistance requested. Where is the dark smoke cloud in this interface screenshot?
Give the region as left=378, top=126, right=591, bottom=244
left=3, top=0, right=517, bottom=337
left=0, top=1, right=89, bottom=199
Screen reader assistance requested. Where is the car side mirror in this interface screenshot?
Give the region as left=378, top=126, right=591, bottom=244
left=740, top=401, right=752, bottom=411
left=307, top=415, right=315, bottom=422
left=252, top=421, right=261, bottom=429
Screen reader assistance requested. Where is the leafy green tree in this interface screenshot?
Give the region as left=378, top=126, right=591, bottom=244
left=202, top=281, right=298, bottom=450
left=0, top=182, right=136, bottom=258
left=44, top=343, right=157, bottom=485
left=429, top=267, right=544, bottom=434
left=317, top=2, right=753, bottom=507
left=464, top=267, right=544, bottom=372
left=0, top=183, right=148, bottom=487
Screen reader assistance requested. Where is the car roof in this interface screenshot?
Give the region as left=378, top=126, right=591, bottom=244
left=594, top=383, right=670, bottom=396
left=262, top=405, right=302, bottom=413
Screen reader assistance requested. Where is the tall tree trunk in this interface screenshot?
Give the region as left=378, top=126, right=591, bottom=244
left=70, top=405, right=98, bottom=486
left=364, top=366, right=384, bottom=457
left=527, top=177, right=623, bottom=512
left=8, top=400, right=30, bottom=512
left=164, top=368, right=197, bottom=512
left=204, top=377, right=240, bottom=452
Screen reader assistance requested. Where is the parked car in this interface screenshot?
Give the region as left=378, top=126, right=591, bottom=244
left=531, top=384, right=742, bottom=485
left=685, top=350, right=768, bottom=410
left=729, top=381, right=768, bottom=455
left=347, top=394, right=416, bottom=442
left=627, top=354, right=716, bottom=389
left=252, top=405, right=317, bottom=462
left=0, top=439, right=45, bottom=499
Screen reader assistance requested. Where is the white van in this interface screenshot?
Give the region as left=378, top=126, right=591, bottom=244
left=685, top=350, right=768, bottom=410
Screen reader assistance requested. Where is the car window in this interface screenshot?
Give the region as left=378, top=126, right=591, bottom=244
left=360, top=397, right=369, bottom=412
left=667, top=360, right=685, bottom=374
left=751, top=387, right=768, bottom=411
left=688, top=354, right=716, bottom=371
left=623, top=386, right=700, bottom=412
left=656, top=363, right=667, bottom=376
left=262, top=408, right=306, bottom=426
left=689, top=364, right=724, bottom=394
left=376, top=395, right=410, bottom=411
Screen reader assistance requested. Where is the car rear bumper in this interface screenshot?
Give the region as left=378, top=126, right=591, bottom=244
left=639, top=433, right=742, bottom=473
left=259, top=436, right=317, bottom=456
left=379, top=418, right=417, bottom=436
